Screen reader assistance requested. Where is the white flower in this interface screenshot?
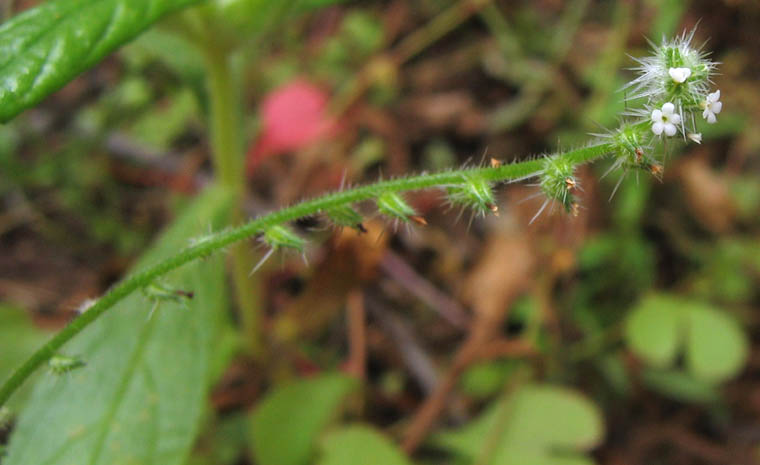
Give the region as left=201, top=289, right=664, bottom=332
left=651, top=102, right=681, bottom=136
left=702, top=90, right=722, bottom=124
left=687, top=132, right=702, bottom=144
left=668, top=67, right=692, bottom=83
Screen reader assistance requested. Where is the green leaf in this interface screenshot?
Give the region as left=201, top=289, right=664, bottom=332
left=686, top=303, right=748, bottom=383
left=640, top=369, right=720, bottom=404
left=624, top=295, right=683, bottom=368
left=250, top=374, right=358, bottom=465
left=0, top=305, right=51, bottom=410
left=5, top=186, right=234, bottom=465
left=433, top=384, right=604, bottom=465
left=317, top=425, right=412, bottom=465
left=128, top=87, right=199, bottom=149
left=0, top=0, right=203, bottom=122
left=624, top=294, right=749, bottom=383
left=187, top=413, right=249, bottom=465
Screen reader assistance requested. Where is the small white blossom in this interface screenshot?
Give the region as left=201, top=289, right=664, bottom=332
left=687, top=132, right=702, bottom=144
left=668, top=67, right=691, bottom=83
left=702, top=90, right=722, bottom=124
left=651, top=102, right=681, bottom=136
left=625, top=29, right=717, bottom=106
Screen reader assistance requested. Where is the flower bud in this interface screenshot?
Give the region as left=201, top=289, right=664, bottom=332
left=49, top=354, right=86, bottom=375
left=539, top=155, right=578, bottom=213
left=142, top=281, right=194, bottom=304
left=326, top=204, right=366, bottom=232
left=376, top=192, right=417, bottom=223
left=263, top=225, right=306, bottom=253
left=447, top=174, right=498, bottom=216
left=612, top=124, right=657, bottom=171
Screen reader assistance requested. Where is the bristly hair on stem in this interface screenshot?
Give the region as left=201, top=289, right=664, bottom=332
left=0, top=28, right=724, bottom=408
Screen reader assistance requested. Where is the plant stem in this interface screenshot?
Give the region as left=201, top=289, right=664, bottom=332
left=0, top=140, right=617, bottom=408
left=203, top=45, right=264, bottom=357
left=204, top=49, right=243, bottom=192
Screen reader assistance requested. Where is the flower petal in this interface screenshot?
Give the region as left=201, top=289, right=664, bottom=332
left=711, top=101, right=722, bottom=114
left=664, top=123, right=677, bottom=136
left=662, top=102, right=675, bottom=115
left=652, top=121, right=664, bottom=135
left=651, top=109, right=663, bottom=122
left=706, top=112, right=717, bottom=124
left=670, top=112, right=682, bottom=125
left=668, top=67, right=691, bottom=83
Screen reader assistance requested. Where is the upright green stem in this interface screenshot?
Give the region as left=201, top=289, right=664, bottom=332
left=203, top=45, right=263, bottom=357
left=204, top=48, right=244, bottom=193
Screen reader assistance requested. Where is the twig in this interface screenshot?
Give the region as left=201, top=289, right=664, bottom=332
left=365, top=294, right=439, bottom=395
left=379, top=251, right=470, bottom=329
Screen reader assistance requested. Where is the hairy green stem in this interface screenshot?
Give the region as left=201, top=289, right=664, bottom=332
left=0, top=141, right=615, bottom=407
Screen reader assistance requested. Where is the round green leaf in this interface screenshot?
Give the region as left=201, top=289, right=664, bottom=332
left=686, top=304, right=748, bottom=382
left=625, top=294, right=749, bottom=384
left=641, top=369, right=720, bottom=404
left=433, top=384, right=604, bottom=465
left=318, top=425, right=412, bottom=465
left=625, top=295, right=683, bottom=368
left=250, top=374, right=358, bottom=465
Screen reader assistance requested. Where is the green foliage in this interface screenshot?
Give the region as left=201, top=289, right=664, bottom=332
left=625, top=294, right=748, bottom=384
left=647, top=0, right=689, bottom=39
left=0, top=306, right=51, bottom=410
left=693, top=239, right=760, bottom=304
left=129, top=88, right=199, bottom=149
left=318, top=425, right=412, bottom=465
left=187, top=413, right=250, bottom=465
left=460, top=360, right=522, bottom=399
left=4, top=187, right=233, bottom=465
left=0, top=3, right=748, bottom=463
left=639, top=369, right=720, bottom=404
left=574, top=233, right=656, bottom=328
left=315, top=10, right=385, bottom=83
left=434, top=384, right=604, bottom=465
left=250, top=374, right=358, bottom=465
left=203, top=0, right=350, bottom=51
left=0, top=0, right=203, bottom=122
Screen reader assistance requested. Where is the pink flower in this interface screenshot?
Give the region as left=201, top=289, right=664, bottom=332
left=247, top=79, right=337, bottom=174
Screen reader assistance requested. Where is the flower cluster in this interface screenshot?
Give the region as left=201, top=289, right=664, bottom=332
left=626, top=28, right=722, bottom=141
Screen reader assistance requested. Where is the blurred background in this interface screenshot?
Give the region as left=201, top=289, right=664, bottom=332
left=1, top=0, right=760, bottom=464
